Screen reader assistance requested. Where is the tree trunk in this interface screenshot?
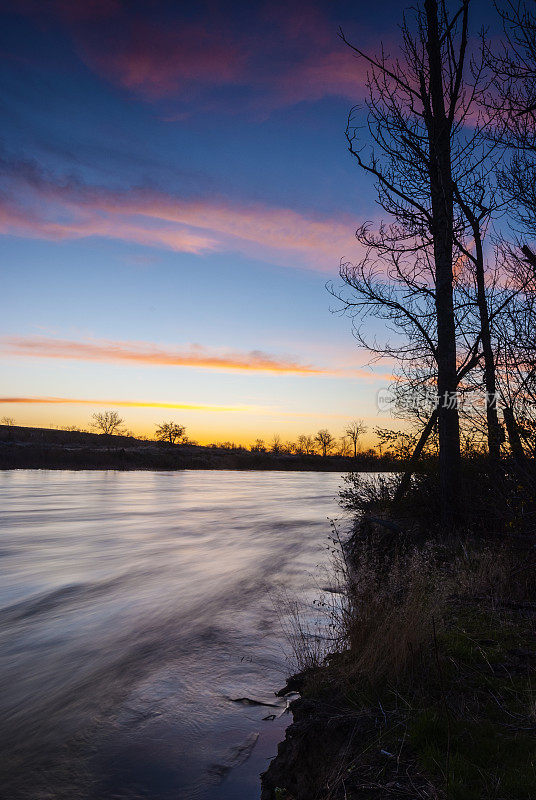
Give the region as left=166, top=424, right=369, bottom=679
left=503, top=405, right=528, bottom=470
left=473, top=230, right=502, bottom=464
left=394, top=407, right=439, bottom=504
left=425, top=0, right=461, bottom=525
left=454, top=188, right=502, bottom=465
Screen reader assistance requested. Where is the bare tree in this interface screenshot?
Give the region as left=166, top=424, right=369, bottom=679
left=332, top=0, right=505, bottom=522
left=91, top=410, right=125, bottom=436
left=345, top=419, right=367, bottom=458
left=1, top=417, right=14, bottom=426
left=490, top=269, right=536, bottom=478
left=489, top=0, right=536, bottom=243
left=155, top=421, right=186, bottom=444
left=315, top=429, right=336, bottom=456
left=374, top=427, right=397, bottom=457
left=251, top=438, right=266, bottom=452
left=270, top=434, right=282, bottom=454
left=338, top=436, right=353, bottom=457
left=480, top=2, right=536, bottom=476
left=297, top=434, right=316, bottom=455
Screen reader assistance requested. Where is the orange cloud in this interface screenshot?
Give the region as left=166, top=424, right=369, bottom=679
left=0, top=163, right=360, bottom=271
left=0, top=335, right=392, bottom=382
left=0, top=336, right=327, bottom=374
left=0, top=396, right=253, bottom=412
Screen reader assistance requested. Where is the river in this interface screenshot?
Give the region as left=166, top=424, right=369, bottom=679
left=0, top=469, right=349, bottom=800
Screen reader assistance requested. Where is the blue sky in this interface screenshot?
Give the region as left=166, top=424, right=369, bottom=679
left=0, top=0, right=493, bottom=444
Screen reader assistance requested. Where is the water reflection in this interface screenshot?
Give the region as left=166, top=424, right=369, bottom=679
left=0, top=469, right=347, bottom=799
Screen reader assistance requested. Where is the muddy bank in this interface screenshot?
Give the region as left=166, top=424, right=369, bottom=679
left=260, top=680, right=437, bottom=800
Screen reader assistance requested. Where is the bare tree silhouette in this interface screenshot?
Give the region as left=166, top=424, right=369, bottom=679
left=332, top=0, right=508, bottom=522
left=155, top=422, right=186, bottom=444
left=345, top=419, right=367, bottom=458
left=91, top=411, right=125, bottom=436
left=315, top=429, right=336, bottom=456
left=297, top=434, right=316, bottom=455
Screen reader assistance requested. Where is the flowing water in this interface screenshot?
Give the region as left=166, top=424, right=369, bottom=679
left=0, top=469, right=349, bottom=800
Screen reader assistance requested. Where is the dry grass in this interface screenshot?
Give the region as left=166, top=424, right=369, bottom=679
left=276, top=592, right=337, bottom=672
left=340, top=541, right=446, bottom=685
left=275, top=522, right=536, bottom=800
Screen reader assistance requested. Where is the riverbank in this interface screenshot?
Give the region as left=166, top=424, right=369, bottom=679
left=0, top=425, right=396, bottom=472
left=261, top=517, right=536, bottom=799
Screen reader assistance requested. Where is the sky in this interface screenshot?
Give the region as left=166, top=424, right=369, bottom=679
left=0, top=0, right=491, bottom=445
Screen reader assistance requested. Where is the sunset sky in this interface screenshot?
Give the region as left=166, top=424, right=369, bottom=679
left=1, top=0, right=490, bottom=445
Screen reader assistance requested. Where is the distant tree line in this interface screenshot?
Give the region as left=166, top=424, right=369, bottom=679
left=4, top=411, right=493, bottom=465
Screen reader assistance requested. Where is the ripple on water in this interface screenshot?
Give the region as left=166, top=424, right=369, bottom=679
left=0, top=469, right=349, bottom=800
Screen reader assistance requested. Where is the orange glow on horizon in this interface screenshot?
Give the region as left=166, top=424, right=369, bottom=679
left=0, top=396, right=381, bottom=449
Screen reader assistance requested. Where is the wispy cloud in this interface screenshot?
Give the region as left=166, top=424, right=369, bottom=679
left=84, top=33, right=370, bottom=111
left=0, top=335, right=328, bottom=374
left=0, top=335, right=391, bottom=381
left=9, top=1, right=371, bottom=111
left=0, top=396, right=253, bottom=411
left=0, top=158, right=360, bottom=270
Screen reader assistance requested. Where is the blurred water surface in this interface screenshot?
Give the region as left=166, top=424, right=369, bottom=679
left=0, top=469, right=347, bottom=800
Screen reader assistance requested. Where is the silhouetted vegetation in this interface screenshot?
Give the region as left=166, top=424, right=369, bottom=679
left=325, top=0, right=536, bottom=530
left=344, top=419, right=367, bottom=458
left=0, top=423, right=401, bottom=472
left=154, top=421, right=186, bottom=444
left=91, top=410, right=125, bottom=436
left=263, top=3, right=536, bottom=799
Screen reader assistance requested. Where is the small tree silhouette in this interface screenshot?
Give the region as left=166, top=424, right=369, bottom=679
left=315, top=429, right=336, bottom=456
left=155, top=422, right=186, bottom=444
left=91, top=410, right=125, bottom=436
left=345, top=419, right=367, bottom=458
left=297, top=434, right=315, bottom=455
left=270, top=434, right=282, bottom=453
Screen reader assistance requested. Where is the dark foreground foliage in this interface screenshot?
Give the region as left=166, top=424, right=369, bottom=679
left=262, top=470, right=536, bottom=800
left=341, top=461, right=536, bottom=536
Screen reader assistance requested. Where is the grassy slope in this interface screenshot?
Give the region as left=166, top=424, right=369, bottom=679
left=263, top=529, right=536, bottom=800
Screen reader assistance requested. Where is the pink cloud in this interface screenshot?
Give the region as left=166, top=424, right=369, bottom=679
left=274, top=50, right=369, bottom=107
left=9, top=1, right=370, bottom=109
left=0, top=162, right=362, bottom=270
left=1, top=336, right=328, bottom=375
left=84, top=34, right=368, bottom=110
left=82, top=19, right=246, bottom=99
